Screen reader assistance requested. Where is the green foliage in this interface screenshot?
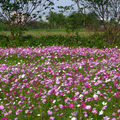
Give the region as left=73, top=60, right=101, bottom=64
left=0, top=33, right=119, bottom=49
left=74, top=0, right=120, bottom=45
left=64, top=11, right=100, bottom=34
left=86, top=33, right=112, bottom=48
left=85, top=12, right=100, bottom=30
left=65, top=11, right=84, bottom=33
left=0, top=0, right=55, bottom=39
left=46, top=11, right=66, bottom=29
left=0, top=21, right=8, bottom=31
left=0, top=34, right=9, bottom=47
left=25, top=20, right=49, bottom=30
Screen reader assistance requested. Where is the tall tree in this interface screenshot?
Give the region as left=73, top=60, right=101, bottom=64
left=85, top=12, right=100, bottom=31
left=65, top=11, right=84, bottom=33
left=0, top=0, right=54, bottom=38
left=72, top=0, right=120, bottom=44
left=46, top=11, right=66, bottom=29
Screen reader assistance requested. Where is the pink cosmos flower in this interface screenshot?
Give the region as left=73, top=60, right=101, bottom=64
left=117, top=109, right=120, bottom=113
left=14, top=118, right=18, bottom=120
left=112, top=112, right=116, bottom=116
left=92, top=108, right=97, bottom=114
left=37, top=101, right=40, bottom=105
left=42, top=99, right=47, bottom=104
left=50, top=117, right=55, bottom=120
left=103, top=116, right=110, bottom=120
left=19, top=94, right=23, bottom=98
left=25, top=110, right=30, bottom=114
left=1, top=117, right=8, bottom=120
left=4, top=113, right=8, bottom=116
left=69, top=103, right=74, bottom=108
left=80, top=102, right=86, bottom=108
left=47, top=110, right=53, bottom=115
left=8, top=110, right=12, bottom=114
left=0, top=104, right=4, bottom=110
left=15, top=109, right=22, bottom=115
left=60, top=92, right=63, bottom=96
left=59, top=104, right=63, bottom=109
left=4, top=66, right=7, bottom=69
left=93, top=94, right=99, bottom=100
left=84, top=114, right=88, bottom=117
left=116, top=72, right=120, bottom=76
left=102, top=106, right=107, bottom=110
left=108, top=98, right=111, bottom=101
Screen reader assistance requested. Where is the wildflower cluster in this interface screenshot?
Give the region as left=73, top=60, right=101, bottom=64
left=0, top=45, right=120, bottom=120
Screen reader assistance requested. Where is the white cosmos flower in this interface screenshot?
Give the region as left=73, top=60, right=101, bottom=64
left=45, top=61, right=51, bottom=65
left=85, top=105, right=91, bottom=110
left=21, top=74, right=25, bottom=78
left=53, top=100, right=56, bottom=104
left=105, top=79, right=111, bottom=83
left=37, top=114, right=41, bottom=116
left=58, top=86, right=61, bottom=90
left=41, top=57, right=44, bottom=59
left=97, top=91, right=101, bottom=94
left=94, top=50, right=97, bottom=53
left=79, top=94, right=84, bottom=99
left=93, top=94, right=98, bottom=98
left=13, top=102, right=15, bottom=105
left=79, top=65, right=82, bottom=69
left=71, top=117, right=77, bottom=120
left=25, top=110, right=29, bottom=114
left=77, top=104, right=80, bottom=107
left=49, top=107, right=53, bottom=110
left=99, top=110, right=104, bottom=115
left=102, top=101, right=107, bottom=106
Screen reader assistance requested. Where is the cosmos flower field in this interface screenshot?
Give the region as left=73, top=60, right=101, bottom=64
left=0, top=45, right=120, bottom=120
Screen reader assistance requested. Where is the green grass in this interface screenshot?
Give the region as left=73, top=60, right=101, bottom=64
left=0, top=28, right=94, bottom=38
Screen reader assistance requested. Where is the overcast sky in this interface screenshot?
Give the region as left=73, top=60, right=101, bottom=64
left=54, top=0, right=75, bottom=7
left=42, top=0, right=78, bottom=20
left=54, top=0, right=78, bottom=12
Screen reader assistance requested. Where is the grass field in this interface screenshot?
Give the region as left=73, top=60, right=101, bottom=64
left=0, top=46, right=120, bottom=120
left=0, top=29, right=94, bottom=37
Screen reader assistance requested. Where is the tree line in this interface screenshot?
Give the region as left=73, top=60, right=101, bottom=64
left=0, top=11, right=100, bottom=30
left=26, top=11, right=101, bottom=30
left=0, top=0, right=120, bottom=45
left=0, top=10, right=117, bottom=32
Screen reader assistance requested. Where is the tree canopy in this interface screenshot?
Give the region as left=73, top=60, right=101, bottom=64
left=0, top=0, right=54, bottom=38
left=72, top=0, right=120, bottom=44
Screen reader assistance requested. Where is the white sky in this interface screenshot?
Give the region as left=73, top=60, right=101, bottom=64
left=42, top=0, right=78, bottom=20
left=54, top=0, right=76, bottom=6
left=54, top=0, right=78, bottom=12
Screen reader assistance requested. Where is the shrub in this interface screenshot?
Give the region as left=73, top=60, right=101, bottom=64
left=0, top=34, right=119, bottom=48
left=0, top=34, right=9, bottom=47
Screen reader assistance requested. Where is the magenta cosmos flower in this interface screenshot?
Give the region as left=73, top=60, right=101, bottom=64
left=69, top=103, right=74, bottom=108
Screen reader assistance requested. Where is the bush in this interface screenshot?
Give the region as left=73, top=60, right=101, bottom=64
left=0, top=34, right=9, bottom=47
left=85, top=33, right=111, bottom=48
left=0, top=34, right=119, bottom=49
